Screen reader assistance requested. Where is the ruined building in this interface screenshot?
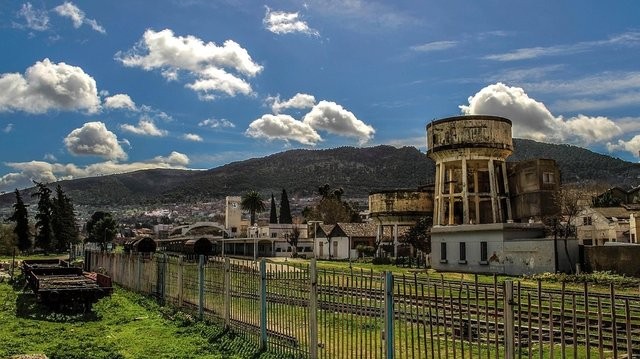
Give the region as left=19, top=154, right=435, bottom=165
left=425, top=115, right=574, bottom=275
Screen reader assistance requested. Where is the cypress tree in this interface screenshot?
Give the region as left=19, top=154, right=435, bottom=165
left=32, top=181, right=55, bottom=254
left=279, top=188, right=293, bottom=224
left=9, top=189, right=30, bottom=252
left=52, top=185, right=79, bottom=252
left=269, top=193, right=278, bottom=224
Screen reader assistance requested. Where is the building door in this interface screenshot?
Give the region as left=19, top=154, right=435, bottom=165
left=319, top=242, right=324, bottom=258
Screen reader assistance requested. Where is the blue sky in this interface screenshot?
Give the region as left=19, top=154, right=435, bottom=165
left=1, top=0, right=639, bottom=193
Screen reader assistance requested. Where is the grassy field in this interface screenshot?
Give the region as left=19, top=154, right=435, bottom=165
left=0, top=280, right=273, bottom=359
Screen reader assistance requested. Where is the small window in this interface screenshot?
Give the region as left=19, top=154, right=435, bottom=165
left=543, top=172, right=555, bottom=184
left=440, top=242, right=447, bottom=262
left=583, top=217, right=592, bottom=225
left=459, top=242, right=467, bottom=264
left=271, top=232, right=277, bottom=238
left=231, top=227, right=237, bottom=233
left=480, top=242, right=488, bottom=263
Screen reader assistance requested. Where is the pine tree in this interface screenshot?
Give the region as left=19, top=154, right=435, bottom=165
left=279, top=188, right=292, bottom=224
left=269, top=193, right=278, bottom=224
left=32, top=181, right=54, bottom=253
left=86, top=211, right=118, bottom=251
left=52, top=185, right=79, bottom=252
left=9, top=189, right=30, bottom=252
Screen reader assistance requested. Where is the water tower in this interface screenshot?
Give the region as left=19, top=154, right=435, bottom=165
left=426, top=115, right=513, bottom=226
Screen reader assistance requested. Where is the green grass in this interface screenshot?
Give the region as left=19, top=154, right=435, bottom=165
left=0, top=280, right=290, bottom=359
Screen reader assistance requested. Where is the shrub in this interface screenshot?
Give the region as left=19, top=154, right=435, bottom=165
left=372, top=257, right=391, bottom=265
left=526, top=271, right=640, bottom=288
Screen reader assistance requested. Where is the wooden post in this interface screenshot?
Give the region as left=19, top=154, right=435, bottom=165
left=177, top=256, right=184, bottom=306
left=384, top=271, right=394, bottom=359
left=504, top=280, right=515, bottom=359
left=137, top=254, right=142, bottom=292
left=223, top=257, right=230, bottom=329
left=309, top=259, right=318, bottom=359
left=259, top=259, right=267, bottom=350
left=198, top=255, right=205, bottom=321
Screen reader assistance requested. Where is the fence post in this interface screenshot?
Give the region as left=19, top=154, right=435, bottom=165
left=504, top=280, right=515, bottom=359
left=224, top=257, right=231, bottom=330
left=198, top=255, right=205, bottom=321
left=260, top=258, right=267, bottom=351
left=385, top=271, right=395, bottom=359
left=309, top=259, right=318, bottom=359
left=177, top=256, right=184, bottom=306
left=137, top=254, right=142, bottom=292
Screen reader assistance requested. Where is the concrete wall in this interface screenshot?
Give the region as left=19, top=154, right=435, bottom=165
left=431, top=223, right=578, bottom=275
left=316, top=236, right=351, bottom=260
left=426, top=115, right=512, bottom=153
left=583, top=244, right=640, bottom=277
left=369, top=190, right=433, bottom=216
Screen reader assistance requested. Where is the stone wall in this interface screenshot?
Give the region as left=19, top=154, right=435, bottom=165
left=583, top=244, right=640, bottom=277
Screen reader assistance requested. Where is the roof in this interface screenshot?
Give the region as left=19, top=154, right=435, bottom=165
left=331, top=222, right=377, bottom=238
left=591, top=207, right=639, bottom=220
left=315, top=224, right=335, bottom=237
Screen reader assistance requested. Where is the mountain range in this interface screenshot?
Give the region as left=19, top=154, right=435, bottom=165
left=1, top=138, right=639, bottom=208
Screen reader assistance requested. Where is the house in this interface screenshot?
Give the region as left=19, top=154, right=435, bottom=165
left=314, top=222, right=377, bottom=259
left=574, top=206, right=639, bottom=245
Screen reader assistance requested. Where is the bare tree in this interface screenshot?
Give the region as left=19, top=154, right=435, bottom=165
left=552, top=185, right=584, bottom=273
left=286, top=224, right=301, bottom=257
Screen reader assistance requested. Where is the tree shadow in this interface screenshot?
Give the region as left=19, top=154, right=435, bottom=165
left=15, top=292, right=100, bottom=322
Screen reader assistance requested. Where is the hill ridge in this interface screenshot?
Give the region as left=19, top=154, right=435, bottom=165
left=1, top=140, right=639, bottom=207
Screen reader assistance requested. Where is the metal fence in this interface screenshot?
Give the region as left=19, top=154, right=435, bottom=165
left=85, top=251, right=640, bottom=359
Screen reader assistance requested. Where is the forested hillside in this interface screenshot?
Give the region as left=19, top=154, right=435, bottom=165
left=1, top=140, right=639, bottom=207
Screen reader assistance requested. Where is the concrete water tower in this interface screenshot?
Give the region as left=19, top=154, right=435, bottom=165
left=426, top=115, right=513, bottom=226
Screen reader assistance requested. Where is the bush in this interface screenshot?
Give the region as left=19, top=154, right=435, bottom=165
left=372, top=257, right=391, bottom=265
left=356, top=245, right=376, bottom=257
left=526, top=271, right=640, bottom=288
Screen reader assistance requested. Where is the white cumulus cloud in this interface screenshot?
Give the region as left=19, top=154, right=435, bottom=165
left=302, top=101, right=375, bottom=144
left=269, top=93, right=316, bottom=114
left=607, top=136, right=640, bottom=159
left=460, top=83, right=621, bottom=144
left=104, top=94, right=136, bottom=111
left=15, top=2, right=49, bottom=31
left=0, top=152, right=191, bottom=192
left=121, top=118, right=168, bottom=137
left=182, top=133, right=203, bottom=142
left=0, top=58, right=101, bottom=114
left=64, top=122, right=127, bottom=160
left=246, top=114, right=322, bottom=145
left=116, top=29, right=262, bottom=100
left=263, top=7, right=319, bottom=36
left=3, top=124, right=13, bottom=133
left=198, top=118, right=235, bottom=128
left=53, top=2, right=105, bottom=34
left=151, top=151, right=190, bottom=166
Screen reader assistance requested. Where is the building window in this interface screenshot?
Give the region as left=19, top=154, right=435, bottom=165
left=583, top=217, right=592, bottom=225
left=231, top=227, right=237, bottom=233
left=440, top=242, right=447, bottom=263
left=543, top=172, right=555, bottom=184
left=480, top=241, right=488, bottom=264
left=458, top=242, right=467, bottom=264
left=271, top=232, right=277, bottom=238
